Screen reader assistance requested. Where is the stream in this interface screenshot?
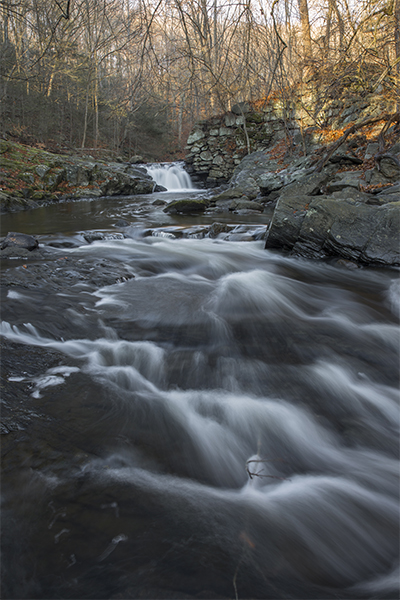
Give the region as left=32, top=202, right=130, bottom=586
left=1, top=164, right=399, bottom=599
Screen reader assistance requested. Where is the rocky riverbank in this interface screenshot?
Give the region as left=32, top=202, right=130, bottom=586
left=0, top=140, right=163, bottom=213
left=208, top=145, right=399, bottom=266
left=184, top=93, right=396, bottom=187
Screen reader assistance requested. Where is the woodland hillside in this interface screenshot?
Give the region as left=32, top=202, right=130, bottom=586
left=1, top=0, right=399, bottom=160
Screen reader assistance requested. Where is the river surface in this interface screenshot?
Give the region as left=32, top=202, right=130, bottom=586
left=1, top=166, right=399, bottom=599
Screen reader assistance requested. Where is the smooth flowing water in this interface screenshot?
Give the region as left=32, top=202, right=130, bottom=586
left=1, top=165, right=399, bottom=599
left=146, top=162, right=195, bottom=191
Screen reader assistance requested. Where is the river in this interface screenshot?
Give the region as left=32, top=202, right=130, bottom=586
left=1, top=164, right=399, bottom=599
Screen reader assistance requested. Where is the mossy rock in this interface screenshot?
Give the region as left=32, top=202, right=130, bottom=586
left=31, top=190, right=57, bottom=201
left=246, top=112, right=264, bottom=124
left=20, top=172, right=35, bottom=185
left=163, top=198, right=210, bottom=214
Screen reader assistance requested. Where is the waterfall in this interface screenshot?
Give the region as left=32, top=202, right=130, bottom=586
left=146, top=162, right=195, bottom=191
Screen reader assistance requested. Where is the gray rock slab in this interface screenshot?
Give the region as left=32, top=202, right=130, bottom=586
left=229, top=199, right=264, bottom=211
left=378, top=156, right=400, bottom=180
left=326, top=171, right=361, bottom=193
left=289, top=198, right=400, bottom=266
left=186, top=129, right=205, bottom=145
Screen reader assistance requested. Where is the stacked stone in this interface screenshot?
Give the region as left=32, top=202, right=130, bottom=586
left=184, top=93, right=396, bottom=188
left=185, top=103, right=290, bottom=187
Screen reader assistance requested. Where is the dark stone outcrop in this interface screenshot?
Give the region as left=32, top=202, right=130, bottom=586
left=265, top=193, right=400, bottom=266
left=100, top=171, right=154, bottom=196
left=1, top=232, right=39, bottom=251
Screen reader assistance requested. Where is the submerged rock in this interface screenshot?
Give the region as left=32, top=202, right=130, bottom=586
left=207, top=222, right=235, bottom=238
left=114, top=219, right=131, bottom=227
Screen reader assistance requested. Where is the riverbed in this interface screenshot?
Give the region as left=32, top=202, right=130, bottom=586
left=1, top=170, right=399, bottom=599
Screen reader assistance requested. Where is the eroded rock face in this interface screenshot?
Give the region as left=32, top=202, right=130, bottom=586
left=265, top=195, right=400, bottom=267
left=206, top=138, right=400, bottom=266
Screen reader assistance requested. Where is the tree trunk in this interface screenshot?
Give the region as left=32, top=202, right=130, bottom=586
left=396, top=0, right=400, bottom=111
left=395, top=0, right=400, bottom=70
left=82, top=82, right=90, bottom=149
left=297, top=0, right=312, bottom=63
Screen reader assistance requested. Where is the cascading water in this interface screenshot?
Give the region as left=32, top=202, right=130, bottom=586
left=0, top=196, right=399, bottom=600
left=146, top=161, right=196, bottom=190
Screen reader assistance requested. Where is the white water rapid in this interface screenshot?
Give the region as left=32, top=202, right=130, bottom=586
left=1, top=216, right=399, bottom=599
left=146, top=161, right=196, bottom=190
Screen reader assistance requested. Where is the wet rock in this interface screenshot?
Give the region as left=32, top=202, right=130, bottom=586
left=83, top=232, right=105, bottom=244
left=115, top=219, right=131, bottom=227
left=1, top=255, right=134, bottom=290
left=47, top=241, right=79, bottom=248
left=0, top=337, right=68, bottom=433
left=267, top=196, right=400, bottom=267
left=83, top=232, right=125, bottom=244
left=1, top=232, right=39, bottom=251
left=163, top=198, right=209, bottom=214
left=207, top=222, right=235, bottom=238
left=128, top=155, right=144, bottom=164
left=152, top=198, right=167, bottom=206
left=123, top=165, right=149, bottom=177
left=335, top=259, right=360, bottom=270
left=1, top=247, right=37, bottom=259
left=264, top=173, right=331, bottom=250
left=100, top=172, right=154, bottom=196
left=153, top=185, right=168, bottom=193
left=229, top=198, right=264, bottom=212
left=73, top=189, right=102, bottom=199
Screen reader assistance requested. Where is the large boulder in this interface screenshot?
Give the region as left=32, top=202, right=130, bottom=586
left=1, top=232, right=39, bottom=251
left=263, top=173, right=331, bottom=250
left=100, top=171, right=154, bottom=196
left=211, top=151, right=322, bottom=201
left=163, top=198, right=210, bottom=214
left=377, top=155, right=400, bottom=180
left=265, top=195, right=400, bottom=267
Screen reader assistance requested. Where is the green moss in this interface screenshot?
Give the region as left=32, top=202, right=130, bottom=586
left=163, top=198, right=210, bottom=214
left=246, top=112, right=264, bottom=124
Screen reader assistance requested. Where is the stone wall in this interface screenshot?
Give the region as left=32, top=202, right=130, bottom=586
left=184, top=92, right=395, bottom=188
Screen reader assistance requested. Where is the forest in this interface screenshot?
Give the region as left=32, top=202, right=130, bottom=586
left=1, top=0, right=399, bottom=160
